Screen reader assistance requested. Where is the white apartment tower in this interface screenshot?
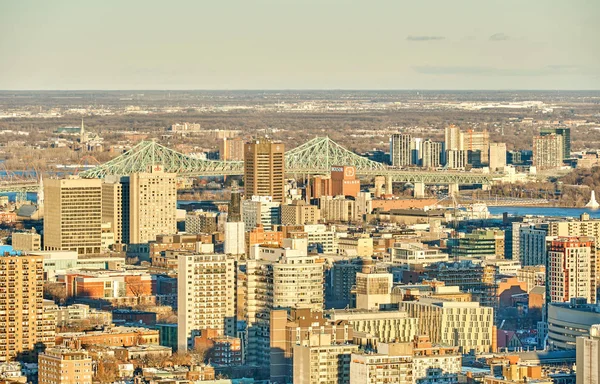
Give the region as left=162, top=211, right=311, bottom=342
left=390, top=133, right=413, bottom=167
left=177, top=254, right=236, bottom=351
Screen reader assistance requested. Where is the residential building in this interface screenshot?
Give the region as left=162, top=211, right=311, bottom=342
left=533, top=134, right=564, bottom=169
left=102, top=179, right=123, bottom=244
left=281, top=200, right=320, bottom=225
left=519, top=224, right=549, bottom=266
left=328, top=309, right=418, bottom=344
left=463, top=129, right=490, bottom=165
left=149, top=234, right=213, bottom=270
left=355, top=258, right=393, bottom=310
left=0, top=254, right=44, bottom=362
left=421, top=140, right=442, bottom=169
left=219, top=137, right=245, bottom=161
left=303, top=224, right=337, bottom=254
left=326, top=258, right=363, bottom=308
left=445, top=150, right=468, bottom=169
left=244, top=138, right=285, bottom=203
left=11, top=230, right=41, bottom=252
left=55, top=326, right=159, bottom=347
left=246, top=224, right=283, bottom=254
left=452, top=229, right=505, bottom=260
left=350, top=354, right=413, bottom=384
left=540, top=127, right=571, bottom=159
left=547, top=236, right=596, bottom=304
left=444, top=126, right=464, bottom=152
left=293, top=341, right=358, bottom=384
left=390, top=133, right=413, bottom=167
left=127, top=166, right=177, bottom=244
left=194, top=328, right=243, bottom=367
left=547, top=215, right=600, bottom=248
left=318, top=195, right=358, bottom=222
left=390, top=242, right=449, bottom=267
left=489, top=143, right=507, bottom=171
left=38, top=347, right=92, bottom=384
left=576, top=324, right=600, bottom=384
left=224, top=221, right=245, bottom=255
left=177, top=254, right=236, bottom=351
left=338, top=235, right=373, bottom=257
left=400, top=298, right=494, bottom=354
left=185, top=210, right=220, bottom=234
left=44, top=177, right=102, bottom=254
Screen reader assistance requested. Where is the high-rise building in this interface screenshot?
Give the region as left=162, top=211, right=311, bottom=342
left=451, top=229, right=505, bottom=260
left=294, top=341, right=359, bottom=384
left=331, top=166, right=360, bottom=197
left=421, top=140, right=442, bottom=169
left=445, top=150, right=468, bottom=169
left=44, top=177, right=102, bottom=254
left=219, top=137, right=245, bottom=161
left=245, top=251, right=324, bottom=367
left=390, top=133, right=413, bottom=167
left=177, top=254, right=236, bottom=351
left=519, top=224, right=549, bottom=266
left=489, top=143, right=507, bottom=171
left=547, top=215, right=600, bottom=248
left=38, top=347, right=93, bottom=384
left=242, top=195, right=281, bottom=230
left=547, top=237, right=597, bottom=304
left=244, top=139, right=285, bottom=203
left=224, top=222, right=245, bottom=255
left=350, top=354, right=413, bottom=384
left=102, top=179, right=123, bottom=244
left=541, top=127, right=570, bottom=159
left=444, top=126, right=464, bottom=152
left=464, top=129, right=490, bottom=165
left=185, top=211, right=220, bottom=234
left=229, top=189, right=242, bottom=222
left=127, top=166, right=177, bottom=244
left=0, top=254, right=44, bottom=362
left=533, top=134, right=564, bottom=170
left=576, top=324, right=600, bottom=384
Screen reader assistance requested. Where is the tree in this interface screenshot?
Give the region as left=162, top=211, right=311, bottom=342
left=95, top=358, right=119, bottom=384
left=43, top=282, right=67, bottom=304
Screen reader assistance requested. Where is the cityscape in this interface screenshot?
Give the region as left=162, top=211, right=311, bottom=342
left=1, top=1, right=600, bottom=384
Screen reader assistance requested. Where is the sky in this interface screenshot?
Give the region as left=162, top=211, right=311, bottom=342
left=0, top=0, right=599, bottom=90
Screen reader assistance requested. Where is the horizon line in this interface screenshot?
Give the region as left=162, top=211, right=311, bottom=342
left=1, top=88, right=599, bottom=92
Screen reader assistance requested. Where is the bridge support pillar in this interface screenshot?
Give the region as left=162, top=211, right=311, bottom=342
left=385, top=175, right=393, bottom=195
left=449, top=183, right=459, bottom=197
left=374, top=176, right=385, bottom=198
left=414, top=182, right=425, bottom=198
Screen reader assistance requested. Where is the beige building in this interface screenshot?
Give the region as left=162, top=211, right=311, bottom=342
left=244, top=139, right=285, bottom=203
left=350, top=354, right=413, bottom=384
left=445, top=149, right=468, bottom=169
left=185, top=210, right=219, bottom=234
left=12, top=230, right=41, bottom=252
left=38, top=347, right=92, bottom=384
left=294, top=341, right=359, bottom=384
left=401, top=298, right=494, bottom=354
left=533, top=134, right=564, bottom=170
left=464, top=129, right=490, bottom=165
left=281, top=200, right=320, bottom=225
left=576, top=324, right=600, bottom=384
left=101, top=179, right=123, bottom=244
left=177, top=253, right=236, bottom=351
left=548, top=215, right=600, bottom=248
left=489, top=143, right=507, bottom=172
left=44, top=177, right=102, bottom=254
left=319, top=195, right=358, bottom=222
left=128, top=166, right=177, bottom=244
left=0, top=255, right=45, bottom=362
left=338, top=235, right=373, bottom=257
left=355, top=259, right=393, bottom=310
left=219, top=137, right=245, bottom=161
left=421, top=140, right=442, bottom=169
left=328, top=309, right=418, bottom=345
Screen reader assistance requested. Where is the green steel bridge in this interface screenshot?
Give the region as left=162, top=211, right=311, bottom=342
left=78, top=137, right=493, bottom=186
left=0, top=137, right=493, bottom=194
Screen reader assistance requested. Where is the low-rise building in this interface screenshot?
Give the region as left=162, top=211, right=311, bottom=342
left=12, top=231, right=41, bottom=252
left=293, top=342, right=359, bottom=384
left=38, top=347, right=93, bottom=384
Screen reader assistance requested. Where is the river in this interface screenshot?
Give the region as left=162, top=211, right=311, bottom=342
left=488, top=206, right=600, bottom=219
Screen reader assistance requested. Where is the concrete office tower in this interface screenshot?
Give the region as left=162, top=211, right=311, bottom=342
left=390, top=133, right=412, bottom=167
left=489, top=143, right=507, bottom=171
left=0, top=254, right=44, bottom=362
left=177, top=254, right=236, bottom=351
left=281, top=200, right=320, bottom=225
left=547, top=237, right=597, bottom=304
left=128, top=166, right=177, bottom=244
left=242, top=195, right=281, bottom=230
left=245, top=252, right=324, bottom=368
left=541, top=127, right=571, bottom=159
left=219, top=137, right=245, bottom=161
left=244, top=138, right=285, bottom=203
left=400, top=298, right=494, bottom=354
left=102, top=178, right=123, bottom=244
left=350, top=354, right=413, bottom=384
left=12, top=230, right=41, bottom=252
left=576, top=324, right=600, bottom=384
left=463, top=129, right=490, bottom=165
left=224, top=222, right=245, bottom=255
left=533, top=134, right=564, bottom=170
left=38, top=347, right=93, bottom=384
left=44, top=177, right=102, bottom=254
left=420, top=140, right=442, bottom=169
left=294, top=341, right=359, bottom=384
left=445, top=150, right=468, bottom=169
left=355, top=258, right=393, bottom=310
left=444, top=125, right=464, bottom=151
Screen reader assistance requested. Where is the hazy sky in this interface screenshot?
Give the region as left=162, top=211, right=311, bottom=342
left=1, top=0, right=599, bottom=90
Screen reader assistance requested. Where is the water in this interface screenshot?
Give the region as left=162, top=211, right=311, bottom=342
left=489, top=206, right=600, bottom=219
left=0, top=192, right=38, bottom=203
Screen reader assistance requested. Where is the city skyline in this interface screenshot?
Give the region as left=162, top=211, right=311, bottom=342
left=1, top=0, right=598, bottom=90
